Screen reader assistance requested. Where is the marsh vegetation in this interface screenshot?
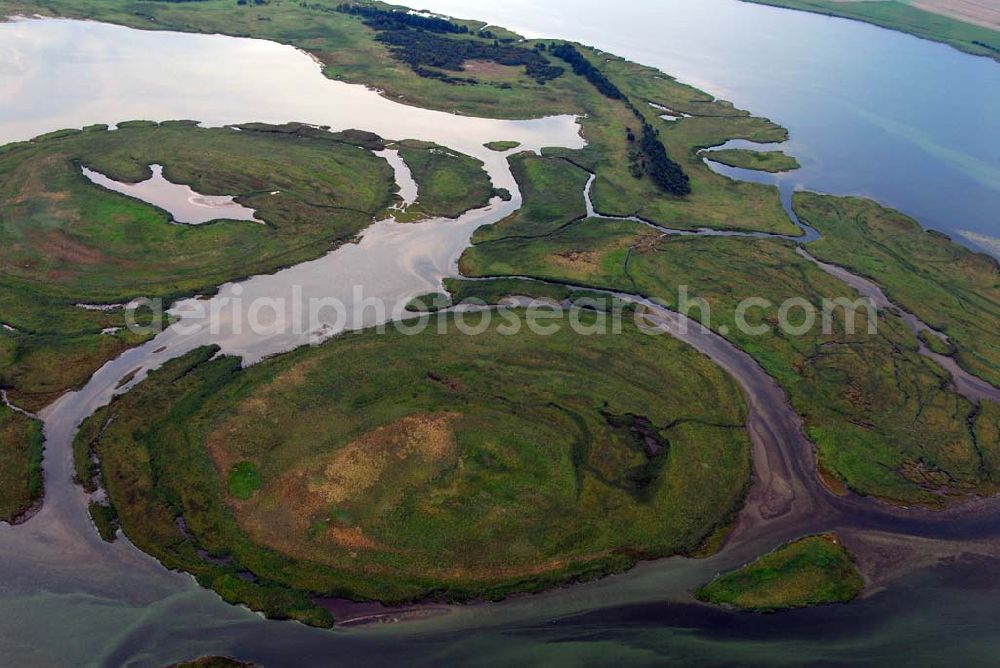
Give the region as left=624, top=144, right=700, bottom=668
left=696, top=534, right=864, bottom=611
left=74, top=313, right=751, bottom=621
left=703, top=148, right=800, bottom=173
left=1, top=0, right=997, bottom=628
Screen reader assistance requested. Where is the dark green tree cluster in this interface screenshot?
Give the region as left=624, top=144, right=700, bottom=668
left=549, top=43, right=623, bottom=100
left=337, top=5, right=563, bottom=85
left=637, top=123, right=690, bottom=196
left=972, top=40, right=1000, bottom=54
left=337, top=4, right=468, bottom=34
left=377, top=30, right=563, bottom=84
left=551, top=43, right=689, bottom=196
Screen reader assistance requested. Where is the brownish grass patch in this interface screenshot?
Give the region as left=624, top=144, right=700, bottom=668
left=910, top=0, right=999, bottom=29
left=36, top=230, right=106, bottom=265
left=552, top=249, right=605, bottom=273
left=307, top=412, right=459, bottom=506
left=218, top=412, right=461, bottom=565
left=462, top=59, right=525, bottom=80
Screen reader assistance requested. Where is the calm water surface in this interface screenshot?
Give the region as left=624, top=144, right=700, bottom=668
left=81, top=164, right=263, bottom=225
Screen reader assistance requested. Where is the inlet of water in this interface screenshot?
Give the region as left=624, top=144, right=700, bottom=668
left=81, top=164, right=262, bottom=225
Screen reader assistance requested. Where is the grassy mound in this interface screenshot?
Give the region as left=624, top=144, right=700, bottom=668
left=76, top=311, right=751, bottom=620
left=696, top=534, right=864, bottom=611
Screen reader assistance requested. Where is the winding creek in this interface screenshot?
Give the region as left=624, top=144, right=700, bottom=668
left=1, top=9, right=1000, bottom=667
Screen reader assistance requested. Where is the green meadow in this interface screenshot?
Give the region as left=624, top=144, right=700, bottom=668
left=75, top=313, right=750, bottom=622
left=697, top=533, right=864, bottom=611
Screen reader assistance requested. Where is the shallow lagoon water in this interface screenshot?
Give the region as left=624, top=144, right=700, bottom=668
left=1, top=7, right=1000, bottom=667
left=81, top=164, right=262, bottom=225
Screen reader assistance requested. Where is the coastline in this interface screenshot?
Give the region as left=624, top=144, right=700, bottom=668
left=738, top=0, right=1000, bottom=62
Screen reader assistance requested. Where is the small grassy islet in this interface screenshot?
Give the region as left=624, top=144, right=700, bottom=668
left=702, top=148, right=800, bottom=173
left=696, top=533, right=864, bottom=611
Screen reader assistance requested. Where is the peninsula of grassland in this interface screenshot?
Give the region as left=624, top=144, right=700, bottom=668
left=703, top=148, right=800, bottom=173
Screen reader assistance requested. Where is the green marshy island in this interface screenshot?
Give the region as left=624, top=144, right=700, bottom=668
left=697, top=534, right=864, bottom=611
left=0, top=0, right=997, bottom=629
left=703, top=148, right=800, bottom=172
left=75, top=313, right=751, bottom=624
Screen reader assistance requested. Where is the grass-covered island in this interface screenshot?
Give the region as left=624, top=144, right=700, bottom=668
left=170, top=658, right=256, bottom=668
left=75, top=313, right=751, bottom=625
left=703, top=148, right=800, bottom=173
left=696, top=534, right=864, bottom=611
left=1, top=0, right=998, bottom=625
left=485, top=141, right=521, bottom=152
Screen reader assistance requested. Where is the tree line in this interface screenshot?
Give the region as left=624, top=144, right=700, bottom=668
left=637, top=123, right=690, bottom=196
left=337, top=4, right=564, bottom=85
left=549, top=43, right=623, bottom=100
left=549, top=43, right=689, bottom=196
left=337, top=4, right=469, bottom=34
